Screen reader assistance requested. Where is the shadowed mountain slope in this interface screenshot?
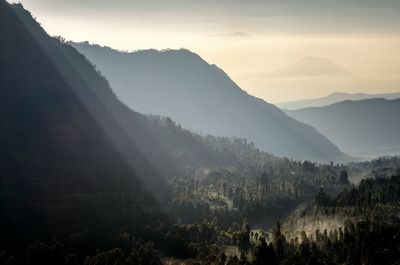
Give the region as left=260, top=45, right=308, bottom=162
left=286, top=98, right=400, bottom=157
left=0, top=0, right=170, bottom=238
left=0, top=1, right=240, bottom=242
left=70, top=42, right=347, bottom=162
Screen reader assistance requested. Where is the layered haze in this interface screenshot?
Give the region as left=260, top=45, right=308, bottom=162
left=70, top=42, right=346, bottom=162
left=6, top=0, right=400, bottom=103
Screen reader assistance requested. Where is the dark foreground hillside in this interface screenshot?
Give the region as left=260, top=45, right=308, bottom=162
left=0, top=0, right=249, bottom=245
left=0, top=0, right=172, bottom=245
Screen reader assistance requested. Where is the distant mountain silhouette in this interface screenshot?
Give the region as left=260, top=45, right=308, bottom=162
left=268, top=57, right=349, bottom=78
left=70, top=42, right=347, bottom=162
left=277, top=92, right=400, bottom=110
left=286, top=98, right=400, bottom=158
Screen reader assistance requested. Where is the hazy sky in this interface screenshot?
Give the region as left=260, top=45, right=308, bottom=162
left=9, top=0, right=400, bottom=102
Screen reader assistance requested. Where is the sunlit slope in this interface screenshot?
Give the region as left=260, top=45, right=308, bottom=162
left=71, top=42, right=347, bottom=162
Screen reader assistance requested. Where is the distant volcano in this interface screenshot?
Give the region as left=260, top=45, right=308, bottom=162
left=268, top=57, right=349, bottom=78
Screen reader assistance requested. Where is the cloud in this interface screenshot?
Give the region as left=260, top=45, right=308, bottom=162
left=206, top=32, right=249, bottom=38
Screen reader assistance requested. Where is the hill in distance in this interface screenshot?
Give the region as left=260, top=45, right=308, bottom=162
left=286, top=98, right=400, bottom=158
left=267, top=56, right=350, bottom=79
left=70, top=42, right=347, bottom=162
left=277, top=92, right=400, bottom=110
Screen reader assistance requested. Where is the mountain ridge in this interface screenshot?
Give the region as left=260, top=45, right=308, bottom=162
left=277, top=91, right=400, bottom=110
left=286, top=98, right=400, bottom=158
left=70, top=41, right=347, bottom=162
